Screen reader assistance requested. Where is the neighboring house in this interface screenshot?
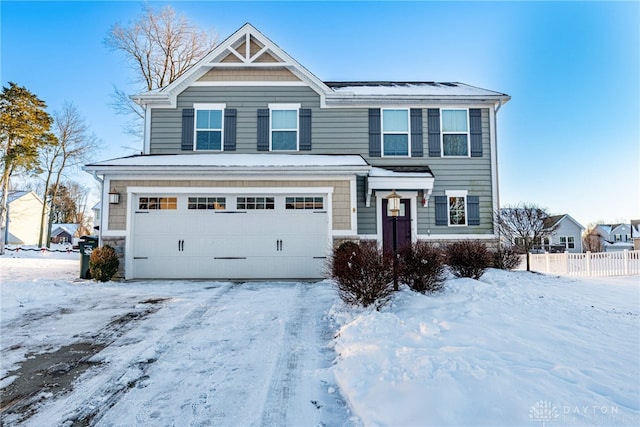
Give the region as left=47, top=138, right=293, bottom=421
left=92, top=201, right=101, bottom=231
left=594, top=223, right=634, bottom=252
left=543, top=214, right=584, bottom=253
left=3, top=191, right=46, bottom=245
left=632, top=220, right=640, bottom=251
left=50, top=223, right=80, bottom=245
left=84, top=23, right=510, bottom=280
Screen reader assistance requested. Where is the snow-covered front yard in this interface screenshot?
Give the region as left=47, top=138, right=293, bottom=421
left=1, top=249, right=639, bottom=426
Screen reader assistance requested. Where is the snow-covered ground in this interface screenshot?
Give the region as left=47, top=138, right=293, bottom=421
left=1, top=248, right=639, bottom=426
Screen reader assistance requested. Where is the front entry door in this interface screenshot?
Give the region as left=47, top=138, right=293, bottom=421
left=382, top=199, right=411, bottom=255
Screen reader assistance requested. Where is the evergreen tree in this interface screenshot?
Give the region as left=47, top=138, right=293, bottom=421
left=0, top=82, right=55, bottom=253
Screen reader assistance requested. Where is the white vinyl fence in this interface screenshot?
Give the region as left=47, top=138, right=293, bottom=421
left=529, top=250, right=640, bottom=277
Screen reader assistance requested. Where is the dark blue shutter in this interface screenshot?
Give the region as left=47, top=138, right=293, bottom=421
left=467, top=195, right=480, bottom=225
left=428, top=109, right=441, bottom=157
left=368, top=108, right=381, bottom=157
left=410, top=108, right=423, bottom=157
left=299, top=109, right=312, bottom=151
left=435, top=196, right=447, bottom=225
left=257, top=109, right=269, bottom=151
left=223, top=109, right=237, bottom=151
left=469, top=109, right=482, bottom=157
left=181, top=108, right=195, bottom=151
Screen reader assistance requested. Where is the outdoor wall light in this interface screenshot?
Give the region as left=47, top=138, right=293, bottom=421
left=386, top=190, right=401, bottom=217
left=108, top=189, right=120, bottom=205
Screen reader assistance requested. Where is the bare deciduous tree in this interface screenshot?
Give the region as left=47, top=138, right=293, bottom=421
left=582, top=224, right=604, bottom=253
left=38, top=103, right=98, bottom=247
left=105, top=4, right=217, bottom=139
left=495, top=203, right=560, bottom=271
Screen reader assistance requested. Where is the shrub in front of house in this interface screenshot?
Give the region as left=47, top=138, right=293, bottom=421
left=399, top=242, right=446, bottom=294
left=330, top=241, right=394, bottom=309
left=89, top=245, right=119, bottom=282
left=491, top=246, right=522, bottom=271
left=445, top=240, right=492, bottom=280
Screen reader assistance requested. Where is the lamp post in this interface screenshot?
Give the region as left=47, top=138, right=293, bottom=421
left=386, top=190, right=401, bottom=291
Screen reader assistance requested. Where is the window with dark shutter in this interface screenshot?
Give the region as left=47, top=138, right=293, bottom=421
left=368, top=108, right=381, bottom=157
left=467, top=195, right=480, bottom=225
left=469, top=109, right=482, bottom=157
left=299, top=109, right=312, bottom=150
left=257, top=109, right=269, bottom=151
left=181, top=108, right=195, bottom=151
left=223, top=109, right=237, bottom=151
left=435, top=196, right=448, bottom=225
left=427, top=109, right=441, bottom=157
left=410, top=108, right=423, bottom=157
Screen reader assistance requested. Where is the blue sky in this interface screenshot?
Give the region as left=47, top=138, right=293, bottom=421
left=2, top=0, right=639, bottom=227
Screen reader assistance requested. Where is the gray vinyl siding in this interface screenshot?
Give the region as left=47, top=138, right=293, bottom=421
left=149, top=86, right=495, bottom=235
left=150, top=86, right=369, bottom=155
left=368, top=108, right=494, bottom=236
left=356, top=176, right=376, bottom=235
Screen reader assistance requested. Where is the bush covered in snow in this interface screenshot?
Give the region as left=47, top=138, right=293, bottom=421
left=330, top=241, right=394, bottom=309
left=445, top=240, right=492, bottom=279
left=399, top=242, right=446, bottom=294
left=491, top=246, right=522, bottom=270
left=89, top=245, right=119, bottom=282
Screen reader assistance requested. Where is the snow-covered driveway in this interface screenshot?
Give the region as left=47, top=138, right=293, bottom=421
left=1, top=254, right=356, bottom=426
left=2, top=250, right=639, bottom=426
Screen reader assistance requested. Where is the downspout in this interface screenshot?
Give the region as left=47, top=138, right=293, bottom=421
left=493, top=99, right=503, bottom=248
left=91, top=171, right=104, bottom=243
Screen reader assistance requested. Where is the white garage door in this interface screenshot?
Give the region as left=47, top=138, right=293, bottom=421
left=131, top=193, right=330, bottom=280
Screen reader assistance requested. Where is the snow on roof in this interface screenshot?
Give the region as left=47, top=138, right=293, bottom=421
left=51, top=223, right=80, bottom=237
left=326, top=81, right=508, bottom=98
left=86, top=154, right=369, bottom=169
left=7, top=191, right=30, bottom=202
left=369, top=166, right=433, bottom=178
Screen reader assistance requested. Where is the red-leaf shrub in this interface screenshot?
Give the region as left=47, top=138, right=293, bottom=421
left=492, top=246, right=522, bottom=270
left=330, top=241, right=394, bottom=309
left=399, top=242, right=446, bottom=294
left=445, top=240, right=492, bottom=279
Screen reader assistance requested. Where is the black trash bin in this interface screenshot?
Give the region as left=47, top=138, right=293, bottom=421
left=79, top=236, right=99, bottom=279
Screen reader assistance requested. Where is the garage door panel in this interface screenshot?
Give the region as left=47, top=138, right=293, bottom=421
left=131, top=192, right=331, bottom=279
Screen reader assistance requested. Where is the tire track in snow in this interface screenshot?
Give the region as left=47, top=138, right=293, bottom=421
left=57, top=283, right=235, bottom=426
left=259, top=283, right=358, bottom=427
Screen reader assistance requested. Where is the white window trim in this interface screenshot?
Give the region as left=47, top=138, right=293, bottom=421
left=193, top=103, right=226, bottom=152
left=441, top=108, right=470, bottom=158
left=445, top=189, right=468, bottom=227
left=381, top=108, right=411, bottom=157
left=268, top=103, right=300, bottom=152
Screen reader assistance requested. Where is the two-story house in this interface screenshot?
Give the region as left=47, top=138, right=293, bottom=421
left=541, top=214, right=584, bottom=253
left=85, top=24, right=510, bottom=280
left=594, top=223, right=634, bottom=252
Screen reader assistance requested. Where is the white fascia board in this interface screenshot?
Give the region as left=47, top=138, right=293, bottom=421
left=127, top=186, right=335, bottom=195
left=91, top=173, right=365, bottom=184
left=84, top=166, right=371, bottom=177
left=366, top=175, right=434, bottom=207
left=321, top=95, right=508, bottom=109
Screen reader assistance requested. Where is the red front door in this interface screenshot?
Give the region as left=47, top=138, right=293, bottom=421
left=382, top=199, right=411, bottom=255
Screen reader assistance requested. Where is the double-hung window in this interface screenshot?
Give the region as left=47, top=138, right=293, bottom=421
left=270, top=103, right=299, bottom=151
left=194, top=103, right=225, bottom=151
left=382, top=109, right=410, bottom=156
left=441, top=109, right=469, bottom=156
left=560, top=236, right=575, bottom=249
